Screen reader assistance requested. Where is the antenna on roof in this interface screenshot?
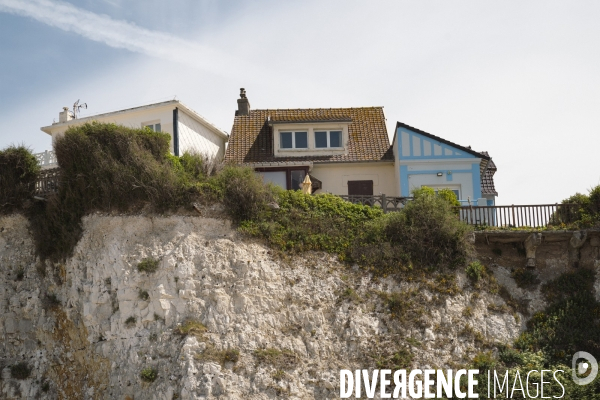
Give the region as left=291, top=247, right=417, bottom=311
left=72, top=99, right=87, bottom=119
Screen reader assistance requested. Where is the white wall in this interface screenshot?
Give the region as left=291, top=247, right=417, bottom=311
left=43, top=103, right=227, bottom=159
left=48, top=105, right=177, bottom=153
left=178, top=109, right=226, bottom=159
left=311, top=162, right=396, bottom=196
left=403, top=159, right=477, bottom=201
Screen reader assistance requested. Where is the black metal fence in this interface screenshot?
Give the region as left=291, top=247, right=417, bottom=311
left=34, top=168, right=60, bottom=196
left=455, top=203, right=579, bottom=228
left=338, top=194, right=580, bottom=228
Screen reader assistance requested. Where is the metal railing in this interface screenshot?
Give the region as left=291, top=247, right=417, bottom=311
left=34, top=150, right=57, bottom=169
left=35, top=168, right=60, bottom=196
left=456, top=203, right=580, bottom=228
left=337, top=195, right=580, bottom=228
left=338, top=194, right=413, bottom=213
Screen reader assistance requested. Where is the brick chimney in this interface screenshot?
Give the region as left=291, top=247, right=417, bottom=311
left=236, top=88, right=250, bottom=116
left=58, top=106, right=73, bottom=123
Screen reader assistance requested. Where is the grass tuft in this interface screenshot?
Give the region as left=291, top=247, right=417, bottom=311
left=137, top=258, right=159, bottom=273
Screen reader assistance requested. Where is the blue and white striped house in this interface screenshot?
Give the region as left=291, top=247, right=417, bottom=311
left=391, top=122, right=497, bottom=206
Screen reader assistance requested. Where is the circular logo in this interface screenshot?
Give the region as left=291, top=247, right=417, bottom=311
left=572, top=351, right=598, bottom=385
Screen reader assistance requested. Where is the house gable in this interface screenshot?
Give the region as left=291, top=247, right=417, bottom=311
left=392, top=122, right=494, bottom=201
left=395, top=122, right=484, bottom=161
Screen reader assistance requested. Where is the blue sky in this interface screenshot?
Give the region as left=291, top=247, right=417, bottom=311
left=1, top=0, right=599, bottom=204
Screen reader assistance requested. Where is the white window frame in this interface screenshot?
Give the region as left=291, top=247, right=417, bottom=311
left=142, top=121, right=161, bottom=132
left=272, top=122, right=349, bottom=157
left=314, top=129, right=343, bottom=149
left=280, top=131, right=308, bottom=149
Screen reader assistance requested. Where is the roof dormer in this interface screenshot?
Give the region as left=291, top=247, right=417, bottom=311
left=269, top=118, right=351, bottom=158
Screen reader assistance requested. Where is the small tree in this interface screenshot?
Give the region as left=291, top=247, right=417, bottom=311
left=0, top=146, right=40, bottom=214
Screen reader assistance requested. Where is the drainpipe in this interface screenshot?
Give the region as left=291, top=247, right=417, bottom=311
left=173, top=107, right=179, bottom=156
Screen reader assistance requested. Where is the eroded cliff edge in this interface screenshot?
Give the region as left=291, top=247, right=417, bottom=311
left=2, top=214, right=595, bottom=399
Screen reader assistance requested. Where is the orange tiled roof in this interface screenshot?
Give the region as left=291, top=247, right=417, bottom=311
left=225, top=107, right=393, bottom=164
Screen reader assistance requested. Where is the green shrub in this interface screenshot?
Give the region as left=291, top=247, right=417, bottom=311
left=218, top=166, right=275, bottom=223
left=515, top=269, right=600, bottom=364
left=175, top=319, right=207, bottom=337
left=140, top=367, right=157, bottom=382
left=511, top=267, right=539, bottom=288
left=241, top=190, right=383, bottom=255
left=0, top=145, right=40, bottom=214
left=466, top=261, right=485, bottom=281
left=125, top=316, right=136, bottom=327
left=377, top=187, right=473, bottom=269
left=497, top=345, right=524, bottom=366
left=253, top=348, right=298, bottom=369
left=10, top=362, right=31, bottom=379
left=436, top=188, right=461, bottom=208
left=472, top=351, right=496, bottom=371
left=25, top=123, right=221, bottom=261
left=554, top=184, right=600, bottom=227
left=196, top=347, right=240, bottom=366
left=137, top=258, right=159, bottom=273
left=179, top=151, right=222, bottom=179
left=375, top=349, right=413, bottom=370
left=138, top=289, right=149, bottom=301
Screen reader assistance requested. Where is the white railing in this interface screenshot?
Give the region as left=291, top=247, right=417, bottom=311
left=34, top=150, right=57, bottom=169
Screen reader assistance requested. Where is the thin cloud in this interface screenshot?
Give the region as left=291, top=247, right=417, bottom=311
left=0, top=0, right=236, bottom=74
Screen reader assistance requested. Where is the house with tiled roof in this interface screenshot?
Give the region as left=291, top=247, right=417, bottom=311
left=225, top=89, right=397, bottom=195
left=391, top=122, right=497, bottom=206
left=225, top=89, right=497, bottom=205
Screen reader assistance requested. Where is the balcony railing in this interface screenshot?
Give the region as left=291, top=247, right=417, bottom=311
left=456, top=203, right=580, bottom=228
left=337, top=194, right=580, bottom=228
left=34, top=168, right=60, bottom=196
left=34, top=150, right=57, bottom=169
left=338, top=194, right=413, bottom=213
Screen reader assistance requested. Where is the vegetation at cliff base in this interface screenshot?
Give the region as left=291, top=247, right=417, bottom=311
left=466, top=268, right=600, bottom=399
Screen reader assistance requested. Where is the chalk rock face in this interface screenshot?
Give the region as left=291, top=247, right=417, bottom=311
left=0, top=214, right=523, bottom=399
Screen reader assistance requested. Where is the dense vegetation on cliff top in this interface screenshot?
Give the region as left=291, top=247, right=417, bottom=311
left=0, top=122, right=598, bottom=397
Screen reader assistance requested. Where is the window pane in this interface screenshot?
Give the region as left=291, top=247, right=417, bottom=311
left=315, top=131, right=327, bottom=148
left=295, top=131, right=308, bottom=148
left=291, top=170, right=306, bottom=190
left=155, top=123, right=161, bottom=132
left=280, top=132, right=293, bottom=148
left=144, top=124, right=154, bottom=131
left=330, top=131, right=342, bottom=147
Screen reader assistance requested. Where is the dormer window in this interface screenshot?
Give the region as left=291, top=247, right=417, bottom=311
left=272, top=120, right=350, bottom=157
left=315, top=130, right=342, bottom=148
left=280, top=131, right=308, bottom=149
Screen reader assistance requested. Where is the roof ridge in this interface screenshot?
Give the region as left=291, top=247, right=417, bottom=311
left=395, top=121, right=490, bottom=160
left=251, top=106, right=384, bottom=111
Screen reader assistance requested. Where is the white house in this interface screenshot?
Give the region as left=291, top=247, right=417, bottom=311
left=38, top=100, right=228, bottom=168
